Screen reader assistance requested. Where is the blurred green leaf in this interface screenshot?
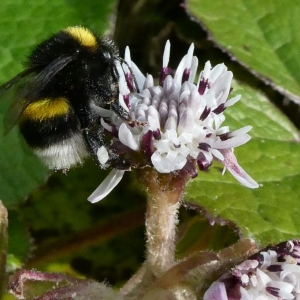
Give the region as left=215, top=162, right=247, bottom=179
left=20, top=161, right=145, bottom=284
left=185, top=81, right=300, bottom=244
left=176, top=216, right=238, bottom=258
left=7, top=210, right=31, bottom=262
left=6, top=254, right=22, bottom=273
left=187, top=0, right=300, bottom=102
left=3, top=293, right=16, bottom=300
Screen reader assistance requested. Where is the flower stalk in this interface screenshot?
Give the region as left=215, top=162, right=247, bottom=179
left=140, top=169, right=190, bottom=276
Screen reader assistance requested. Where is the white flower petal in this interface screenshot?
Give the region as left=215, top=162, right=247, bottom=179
left=225, top=94, right=241, bottom=107
left=88, top=169, right=125, bottom=203
left=166, top=149, right=178, bottom=161
left=100, top=118, right=113, bottom=132
left=165, top=115, right=177, bottom=131
left=211, top=149, right=224, bottom=161
left=148, top=115, right=160, bottom=131
left=178, top=132, right=193, bottom=144
left=124, top=46, right=132, bottom=65
left=130, top=61, right=146, bottom=91
left=188, top=56, right=198, bottom=83
left=219, top=149, right=259, bottom=189
left=163, top=75, right=175, bottom=96
left=144, top=74, right=154, bottom=89
left=256, top=268, right=272, bottom=286
left=148, top=105, right=161, bottom=129
left=230, top=126, right=253, bottom=136
left=174, top=54, right=186, bottom=86
left=97, top=146, right=109, bottom=165
left=177, top=107, right=194, bottom=135
left=216, top=126, right=230, bottom=135
left=210, top=63, right=227, bottom=82
left=119, top=123, right=139, bottom=151
left=151, top=152, right=170, bottom=173
left=211, top=71, right=232, bottom=105
left=188, top=89, right=201, bottom=112
left=163, top=40, right=170, bottom=68
left=155, top=139, right=171, bottom=152
left=202, top=61, right=212, bottom=81
left=185, top=43, right=194, bottom=70
left=214, top=134, right=251, bottom=149
left=151, top=151, right=187, bottom=173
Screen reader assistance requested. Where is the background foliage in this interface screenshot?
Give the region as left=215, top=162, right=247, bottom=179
left=1, top=0, right=300, bottom=298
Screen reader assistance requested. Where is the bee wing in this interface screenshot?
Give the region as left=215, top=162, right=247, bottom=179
left=0, top=67, right=37, bottom=91
left=0, top=55, right=75, bottom=134
left=23, top=55, right=75, bottom=101
left=0, top=69, right=37, bottom=134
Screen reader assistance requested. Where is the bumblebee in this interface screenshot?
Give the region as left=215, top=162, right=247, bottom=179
left=0, top=26, right=130, bottom=170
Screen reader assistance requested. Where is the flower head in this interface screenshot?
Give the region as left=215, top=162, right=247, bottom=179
left=88, top=41, right=259, bottom=203
left=204, top=240, right=300, bottom=300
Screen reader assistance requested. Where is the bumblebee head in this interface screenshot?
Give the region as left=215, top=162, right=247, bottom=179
left=76, top=44, right=116, bottom=81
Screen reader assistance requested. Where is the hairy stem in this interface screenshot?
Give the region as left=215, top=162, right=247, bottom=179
left=141, top=169, right=190, bottom=276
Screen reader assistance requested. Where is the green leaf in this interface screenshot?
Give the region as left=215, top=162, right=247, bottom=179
left=3, top=293, right=16, bottom=300
left=7, top=210, right=31, bottom=262
left=0, top=0, right=117, bottom=207
left=176, top=216, right=238, bottom=258
left=0, top=130, right=50, bottom=207
left=185, top=82, right=300, bottom=244
left=228, top=81, right=299, bottom=141
left=187, top=0, right=300, bottom=101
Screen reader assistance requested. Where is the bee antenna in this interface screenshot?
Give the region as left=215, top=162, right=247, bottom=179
left=117, top=57, right=140, bottom=93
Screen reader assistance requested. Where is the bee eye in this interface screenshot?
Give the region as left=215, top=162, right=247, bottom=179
left=101, top=50, right=112, bottom=62
left=99, top=47, right=115, bottom=66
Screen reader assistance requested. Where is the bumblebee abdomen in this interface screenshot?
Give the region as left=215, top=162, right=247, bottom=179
left=20, top=97, right=70, bottom=122
left=32, top=133, right=89, bottom=170
left=19, top=97, right=89, bottom=169
left=19, top=97, right=75, bottom=146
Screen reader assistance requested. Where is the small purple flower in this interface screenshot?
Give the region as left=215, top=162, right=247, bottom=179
left=204, top=240, right=300, bottom=300
left=88, top=41, right=259, bottom=203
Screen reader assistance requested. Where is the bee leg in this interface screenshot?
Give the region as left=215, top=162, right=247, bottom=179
left=83, top=127, right=104, bottom=158
left=108, top=154, right=131, bottom=170
left=111, top=100, right=131, bottom=121
left=83, top=128, right=131, bottom=170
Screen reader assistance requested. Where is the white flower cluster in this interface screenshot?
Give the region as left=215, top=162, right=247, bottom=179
left=204, top=240, right=300, bottom=300
left=88, top=41, right=258, bottom=203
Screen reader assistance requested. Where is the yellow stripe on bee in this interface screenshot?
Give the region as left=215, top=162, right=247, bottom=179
left=21, top=98, right=70, bottom=122
left=64, top=26, right=97, bottom=49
